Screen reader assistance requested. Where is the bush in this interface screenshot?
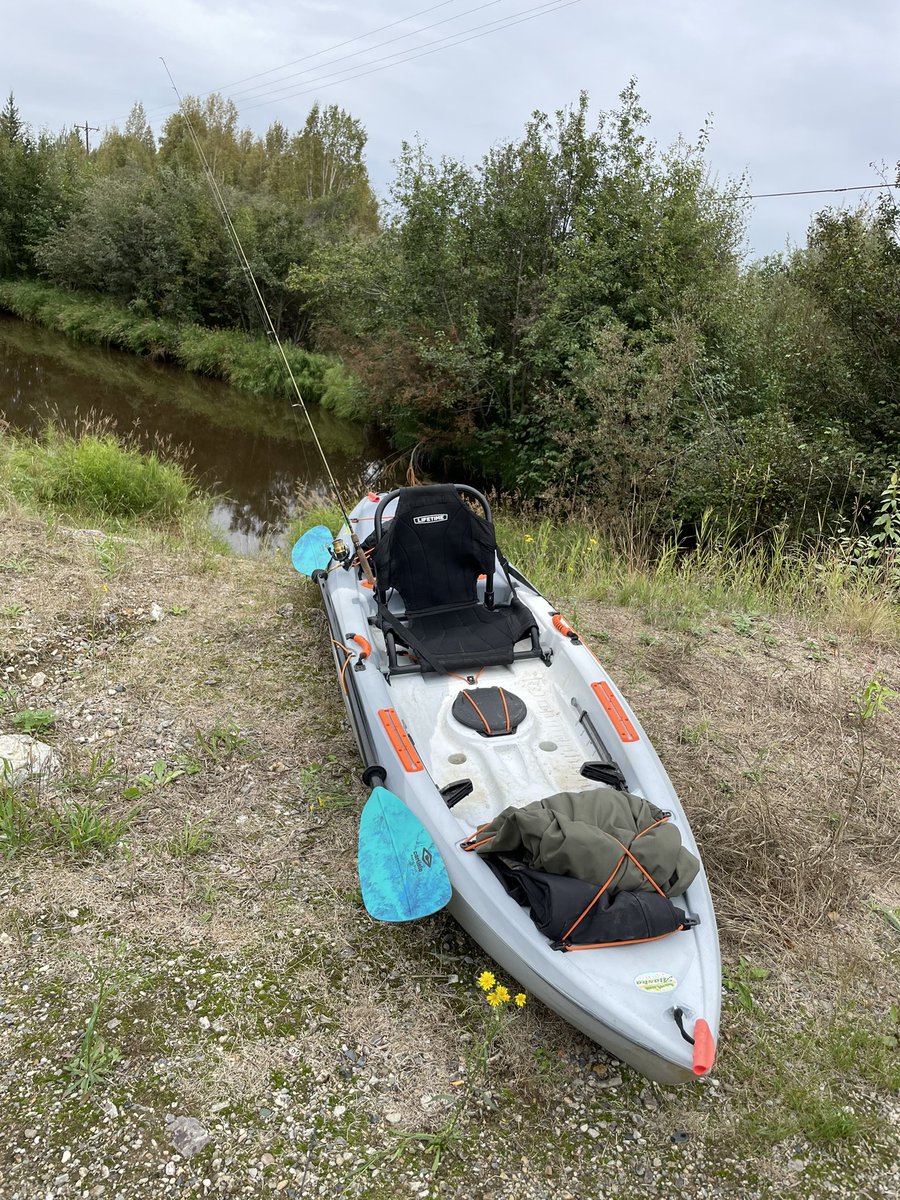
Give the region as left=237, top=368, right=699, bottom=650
left=4, top=430, right=194, bottom=520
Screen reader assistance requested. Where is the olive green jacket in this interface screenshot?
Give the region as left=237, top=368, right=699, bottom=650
left=472, top=785, right=699, bottom=897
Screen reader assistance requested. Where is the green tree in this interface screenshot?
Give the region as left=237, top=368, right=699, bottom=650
left=0, top=91, right=23, bottom=143
left=298, top=86, right=746, bottom=499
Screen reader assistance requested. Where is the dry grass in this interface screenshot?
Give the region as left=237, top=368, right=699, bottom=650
left=2, top=509, right=899, bottom=1198
left=576, top=604, right=900, bottom=1001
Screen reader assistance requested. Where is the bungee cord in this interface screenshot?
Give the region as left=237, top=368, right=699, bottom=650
left=161, top=58, right=376, bottom=585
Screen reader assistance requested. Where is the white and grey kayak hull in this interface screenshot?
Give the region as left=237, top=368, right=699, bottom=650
left=314, top=493, right=721, bottom=1085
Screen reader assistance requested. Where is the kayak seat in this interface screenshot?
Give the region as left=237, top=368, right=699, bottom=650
left=372, top=484, right=543, bottom=675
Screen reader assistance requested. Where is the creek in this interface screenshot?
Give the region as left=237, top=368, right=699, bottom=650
left=0, top=315, right=386, bottom=552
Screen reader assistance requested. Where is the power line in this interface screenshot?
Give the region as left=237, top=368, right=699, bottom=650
left=226, top=0, right=507, bottom=107
left=747, top=183, right=897, bottom=199
left=239, top=0, right=584, bottom=113
left=134, top=0, right=481, bottom=121
left=78, top=119, right=100, bottom=153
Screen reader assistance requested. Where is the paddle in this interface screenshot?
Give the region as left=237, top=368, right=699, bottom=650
left=291, top=529, right=452, bottom=922
left=358, top=787, right=452, bottom=922
left=290, top=525, right=334, bottom=576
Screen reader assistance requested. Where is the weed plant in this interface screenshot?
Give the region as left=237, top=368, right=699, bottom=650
left=4, top=429, right=193, bottom=520
left=48, top=799, right=131, bottom=854
left=11, top=708, right=56, bottom=736
left=167, top=816, right=216, bottom=859
left=64, top=948, right=129, bottom=1096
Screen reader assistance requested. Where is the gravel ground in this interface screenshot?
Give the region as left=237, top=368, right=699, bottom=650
left=1, top=511, right=898, bottom=1199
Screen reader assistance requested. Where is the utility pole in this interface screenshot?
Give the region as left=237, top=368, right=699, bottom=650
left=79, top=120, right=99, bottom=154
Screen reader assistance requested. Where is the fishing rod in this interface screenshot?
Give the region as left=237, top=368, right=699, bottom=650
left=160, top=59, right=376, bottom=586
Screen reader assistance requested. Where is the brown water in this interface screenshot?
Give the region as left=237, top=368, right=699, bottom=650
left=0, top=315, right=386, bottom=552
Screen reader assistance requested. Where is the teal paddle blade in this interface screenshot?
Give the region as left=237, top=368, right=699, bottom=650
left=358, top=787, right=452, bottom=922
left=291, top=525, right=333, bottom=575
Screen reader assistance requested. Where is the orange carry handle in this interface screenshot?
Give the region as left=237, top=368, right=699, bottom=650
left=347, top=633, right=371, bottom=660
left=378, top=709, right=424, bottom=773
left=692, top=1019, right=716, bottom=1075
left=552, top=614, right=580, bottom=641
left=591, top=682, right=639, bottom=743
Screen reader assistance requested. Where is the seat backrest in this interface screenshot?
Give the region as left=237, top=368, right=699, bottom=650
left=373, top=485, right=497, bottom=613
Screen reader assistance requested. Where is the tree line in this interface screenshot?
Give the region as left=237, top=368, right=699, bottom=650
left=1, top=86, right=898, bottom=535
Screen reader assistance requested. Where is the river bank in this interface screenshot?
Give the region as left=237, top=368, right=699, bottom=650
left=0, top=279, right=366, bottom=419
left=0, top=310, right=382, bottom=552
left=1, top=435, right=899, bottom=1198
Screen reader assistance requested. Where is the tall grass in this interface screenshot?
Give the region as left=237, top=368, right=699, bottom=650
left=0, top=279, right=363, bottom=415
left=2, top=427, right=197, bottom=522
left=495, top=509, right=900, bottom=643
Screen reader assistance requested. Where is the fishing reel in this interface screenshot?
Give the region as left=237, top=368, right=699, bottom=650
left=331, top=537, right=351, bottom=566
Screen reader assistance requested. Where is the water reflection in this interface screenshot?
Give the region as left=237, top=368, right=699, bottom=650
left=0, top=315, right=385, bottom=552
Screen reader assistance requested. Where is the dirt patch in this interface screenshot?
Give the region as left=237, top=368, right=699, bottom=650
left=1, top=513, right=898, bottom=1200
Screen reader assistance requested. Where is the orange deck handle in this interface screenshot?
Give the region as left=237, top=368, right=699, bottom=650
left=692, top=1019, right=716, bottom=1075
left=367, top=491, right=380, bottom=502
left=552, top=614, right=580, bottom=642
left=591, top=682, right=639, bottom=742
left=347, top=633, right=371, bottom=660
left=378, top=708, right=424, bottom=773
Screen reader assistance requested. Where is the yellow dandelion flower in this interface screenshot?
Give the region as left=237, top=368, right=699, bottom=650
left=590, top=538, right=598, bottom=546
left=514, top=993, right=527, bottom=1008
left=477, top=971, right=496, bottom=992
left=524, top=535, right=533, bottom=543
left=486, top=989, right=505, bottom=1008
left=493, top=985, right=510, bottom=1003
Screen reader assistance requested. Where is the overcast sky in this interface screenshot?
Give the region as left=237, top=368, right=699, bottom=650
left=3, top=0, right=898, bottom=257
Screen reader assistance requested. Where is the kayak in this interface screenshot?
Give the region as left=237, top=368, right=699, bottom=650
left=303, top=484, right=721, bottom=1084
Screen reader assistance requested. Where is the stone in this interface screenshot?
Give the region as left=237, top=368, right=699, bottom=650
left=149, top=603, right=165, bottom=622
left=30, top=672, right=47, bottom=689
left=166, top=1116, right=212, bottom=1159
left=0, top=734, right=60, bottom=784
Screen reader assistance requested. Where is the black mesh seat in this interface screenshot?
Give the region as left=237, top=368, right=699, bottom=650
left=371, top=485, right=543, bottom=675
left=405, top=604, right=537, bottom=672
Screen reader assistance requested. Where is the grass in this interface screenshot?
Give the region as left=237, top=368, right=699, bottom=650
left=0, top=278, right=362, bottom=415
left=167, top=816, right=216, bottom=859
left=60, top=751, right=118, bottom=795
left=727, top=1000, right=900, bottom=1148
left=3, top=429, right=194, bottom=521
left=0, top=784, right=40, bottom=856
left=284, top=499, right=344, bottom=548
left=0, top=482, right=897, bottom=1196
left=495, top=508, right=900, bottom=644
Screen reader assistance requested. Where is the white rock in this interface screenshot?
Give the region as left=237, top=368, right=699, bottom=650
left=30, top=672, right=47, bottom=689
left=385, top=1111, right=402, bottom=1125
left=149, top=603, right=165, bottom=622
left=0, top=734, right=60, bottom=784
